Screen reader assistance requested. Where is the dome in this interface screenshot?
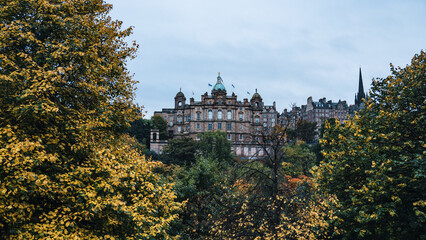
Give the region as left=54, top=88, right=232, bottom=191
left=213, top=83, right=226, bottom=91
left=175, top=91, right=185, bottom=98
left=251, top=89, right=262, bottom=99
left=212, top=72, right=226, bottom=91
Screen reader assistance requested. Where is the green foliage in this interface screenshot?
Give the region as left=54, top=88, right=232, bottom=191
left=295, top=120, right=317, bottom=143
left=316, top=51, right=426, bottom=239
left=0, top=0, right=181, bottom=238
left=127, top=118, right=153, bottom=148
left=161, top=137, right=198, bottom=166
left=283, top=141, right=316, bottom=176
left=151, top=115, right=168, bottom=140
left=198, top=130, right=233, bottom=164
left=170, top=156, right=232, bottom=239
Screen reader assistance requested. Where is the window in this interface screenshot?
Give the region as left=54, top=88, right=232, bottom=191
left=197, top=123, right=200, bottom=129
left=164, top=116, right=167, bottom=120
left=218, top=122, right=222, bottom=130
left=208, top=123, right=212, bottom=130
left=240, top=125, right=243, bottom=130
left=208, top=110, right=212, bottom=120
left=197, top=113, right=200, bottom=120
left=178, top=126, right=181, bottom=132
left=228, top=101, right=231, bottom=105
left=177, top=117, right=181, bottom=123
left=239, top=107, right=242, bottom=111
left=227, top=134, right=231, bottom=140
left=218, top=110, right=222, bottom=119
left=227, top=123, right=231, bottom=130
left=255, top=116, right=259, bottom=123
left=196, top=135, right=200, bottom=140
left=227, top=110, right=232, bottom=120
left=239, top=113, right=243, bottom=121
left=178, top=101, right=182, bottom=106
left=197, top=107, right=200, bottom=110
left=239, top=134, right=243, bottom=140
left=169, top=122, right=173, bottom=127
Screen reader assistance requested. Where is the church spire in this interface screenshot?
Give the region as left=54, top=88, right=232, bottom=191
left=355, top=67, right=366, bottom=106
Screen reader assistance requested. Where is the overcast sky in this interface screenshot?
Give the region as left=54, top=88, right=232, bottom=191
left=108, top=0, right=425, bottom=117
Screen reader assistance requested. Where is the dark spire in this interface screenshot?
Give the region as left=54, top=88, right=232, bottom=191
left=355, top=67, right=366, bottom=106
left=358, top=67, right=365, bottom=96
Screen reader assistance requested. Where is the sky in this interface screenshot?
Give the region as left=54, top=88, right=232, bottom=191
left=108, top=0, right=426, bottom=117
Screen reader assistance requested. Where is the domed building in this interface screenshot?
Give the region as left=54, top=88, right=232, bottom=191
left=153, top=73, right=278, bottom=157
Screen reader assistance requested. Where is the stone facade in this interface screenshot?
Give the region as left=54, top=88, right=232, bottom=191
left=153, top=73, right=278, bottom=157
left=279, top=67, right=368, bottom=131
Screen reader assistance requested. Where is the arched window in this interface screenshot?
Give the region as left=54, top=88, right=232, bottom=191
left=218, top=110, right=222, bottom=119
left=178, top=101, right=182, bottom=106
left=227, top=110, right=232, bottom=120
left=208, top=110, right=213, bottom=120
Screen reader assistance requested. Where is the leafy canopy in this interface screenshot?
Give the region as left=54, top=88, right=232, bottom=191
left=316, top=50, right=425, bottom=239
left=0, top=0, right=181, bottom=238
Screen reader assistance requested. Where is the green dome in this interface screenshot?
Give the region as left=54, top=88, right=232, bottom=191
left=212, top=74, right=226, bottom=91
left=213, top=83, right=226, bottom=91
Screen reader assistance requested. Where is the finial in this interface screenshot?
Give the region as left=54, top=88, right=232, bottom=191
left=256, top=88, right=257, bottom=93
left=218, top=72, right=220, bottom=76
left=180, top=87, right=181, bottom=92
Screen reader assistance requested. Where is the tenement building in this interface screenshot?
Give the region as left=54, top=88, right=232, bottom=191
left=153, top=73, right=277, bottom=157
left=279, top=67, right=368, bottom=132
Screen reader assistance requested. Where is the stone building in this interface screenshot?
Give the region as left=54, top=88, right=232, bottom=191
left=153, top=73, right=277, bottom=157
left=279, top=67, right=367, bottom=131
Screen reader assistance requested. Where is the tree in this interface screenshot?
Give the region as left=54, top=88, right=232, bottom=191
left=294, top=120, right=317, bottom=143
left=127, top=118, right=153, bottom=148
left=0, top=1, right=181, bottom=238
left=161, top=137, right=198, bottom=166
left=151, top=115, right=168, bottom=140
left=316, top=51, right=426, bottom=239
left=198, top=130, right=234, bottom=164
left=283, top=141, right=317, bottom=176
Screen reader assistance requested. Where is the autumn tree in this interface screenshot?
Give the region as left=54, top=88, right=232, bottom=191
left=316, top=51, right=426, bottom=239
left=0, top=0, right=181, bottom=238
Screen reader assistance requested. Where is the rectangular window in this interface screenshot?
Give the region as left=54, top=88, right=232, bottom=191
left=218, top=122, right=222, bottom=130
left=227, top=134, right=231, bottom=140
left=197, top=113, right=200, bottom=120
left=239, top=113, right=243, bottom=121
left=227, top=110, right=232, bottom=120
left=197, top=123, right=200, bottom=129
left=178, top=126, right=181, bottom=132
left=208, top=123, right=212, bottom=130
left=239, top=134, right=243, bottom=140
left=227, top=123, right=231, bottom=130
